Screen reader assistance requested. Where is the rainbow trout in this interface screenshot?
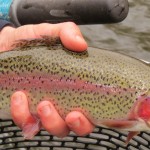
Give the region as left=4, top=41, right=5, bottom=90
left=0, top=36, right=150, bottom=143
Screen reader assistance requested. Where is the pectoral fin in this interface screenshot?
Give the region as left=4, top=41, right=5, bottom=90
left=126, top=131, right=140, bottom=145
left=22, top=115, right=41, bottom=139
left=101, top=120, right=137, bottom=129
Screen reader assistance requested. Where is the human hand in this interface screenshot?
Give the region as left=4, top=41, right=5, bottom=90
left=0, top=22, right=94, bottom=138
left=0, top=22, right=87, bottom=52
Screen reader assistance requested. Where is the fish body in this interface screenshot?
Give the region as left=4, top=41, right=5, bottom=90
left=0, top=37, right=150, bottom=140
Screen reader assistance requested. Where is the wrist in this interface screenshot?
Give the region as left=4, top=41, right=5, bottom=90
left=0, top=20, right=14, bottom=29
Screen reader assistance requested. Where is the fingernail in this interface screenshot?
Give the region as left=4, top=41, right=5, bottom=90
left=40, top=105, right=51, bottom=116
left=75, top=35, right=85, bottom=43
left=13, top=94, right=22, bottom=105
left=68, top=118, right=80, bottom=128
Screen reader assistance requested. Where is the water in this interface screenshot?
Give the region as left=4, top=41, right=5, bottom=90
left=80, top=0, right=150, bottom=62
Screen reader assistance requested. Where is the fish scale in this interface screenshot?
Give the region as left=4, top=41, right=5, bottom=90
left=0, top=37, right=150, bottom=137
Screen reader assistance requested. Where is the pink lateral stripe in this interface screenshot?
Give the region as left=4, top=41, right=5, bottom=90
left=0, top=74, right=136, bottom=95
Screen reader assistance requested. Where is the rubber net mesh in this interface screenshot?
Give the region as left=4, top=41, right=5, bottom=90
left=0, top=119, right=150, bottom=150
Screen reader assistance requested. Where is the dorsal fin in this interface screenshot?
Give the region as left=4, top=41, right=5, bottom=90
left=11, top=35, right=61, bottom=50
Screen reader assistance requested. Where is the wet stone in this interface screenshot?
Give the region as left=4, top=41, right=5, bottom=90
left=133, top=136, right=148, bottom=145
left=64, top=142, right=85, bottom=148
left=139, top=145, right=150, bottom=150
left=128, top=146, right=139, bottom=150
left=100, top=140, right=117, bottom=149
left=111, top=138, right=126, bottom=147
left=54, top=148, right=73, bottom=150
left=102, top=129, right=120, bottom=137
left=77, top=137, right=97, bottom=144
left=40, top=130, right=49, bottom=135
left=41, top=141, right=62, bottom=147
left=14, top=148, right=27, bottom=150
left=0, top=143, right=15, bottom=149
left=0, top=132, right=14, bottom=138
left=118, top=147, right=126, bottom=150
left=93, top=127, right=100, bottom=133
left=5, top=137, right=24, bottom=143
left=90, top=133, right=109, bottom=140
left=0, top=139, right=2, bottom=144
left=88, top=144, right=107, bottom=150
left=53, top=136, right=74, bottom=142
left=31, top=136, right=50, bottom=141
left=0, top=120, right=13, bottom=127
left=30, top=148, right=49, bottom=150
left=17, top=141, right=39, bottom=147
left=142, top=133, right=150, bottom=141
left=4, top=126, right=19, bottom=132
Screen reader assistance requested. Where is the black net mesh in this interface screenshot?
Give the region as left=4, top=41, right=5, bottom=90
left=0, top=119, right=150, bottom=150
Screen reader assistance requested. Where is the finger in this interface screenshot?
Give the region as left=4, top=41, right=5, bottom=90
left=11, top=91, right=36, bottom=129
left=0, top=26, right=15, bottom=51
left=65, top=111, right=94, bottom=136
left=37, top=101, right=69, bottom=138
left=13, top=22, right=87, bottom=52
left=59, top=22, right=88, bottom=52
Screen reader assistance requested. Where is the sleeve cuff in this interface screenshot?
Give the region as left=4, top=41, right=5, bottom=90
left=0, top=20, right=15, bottom=30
